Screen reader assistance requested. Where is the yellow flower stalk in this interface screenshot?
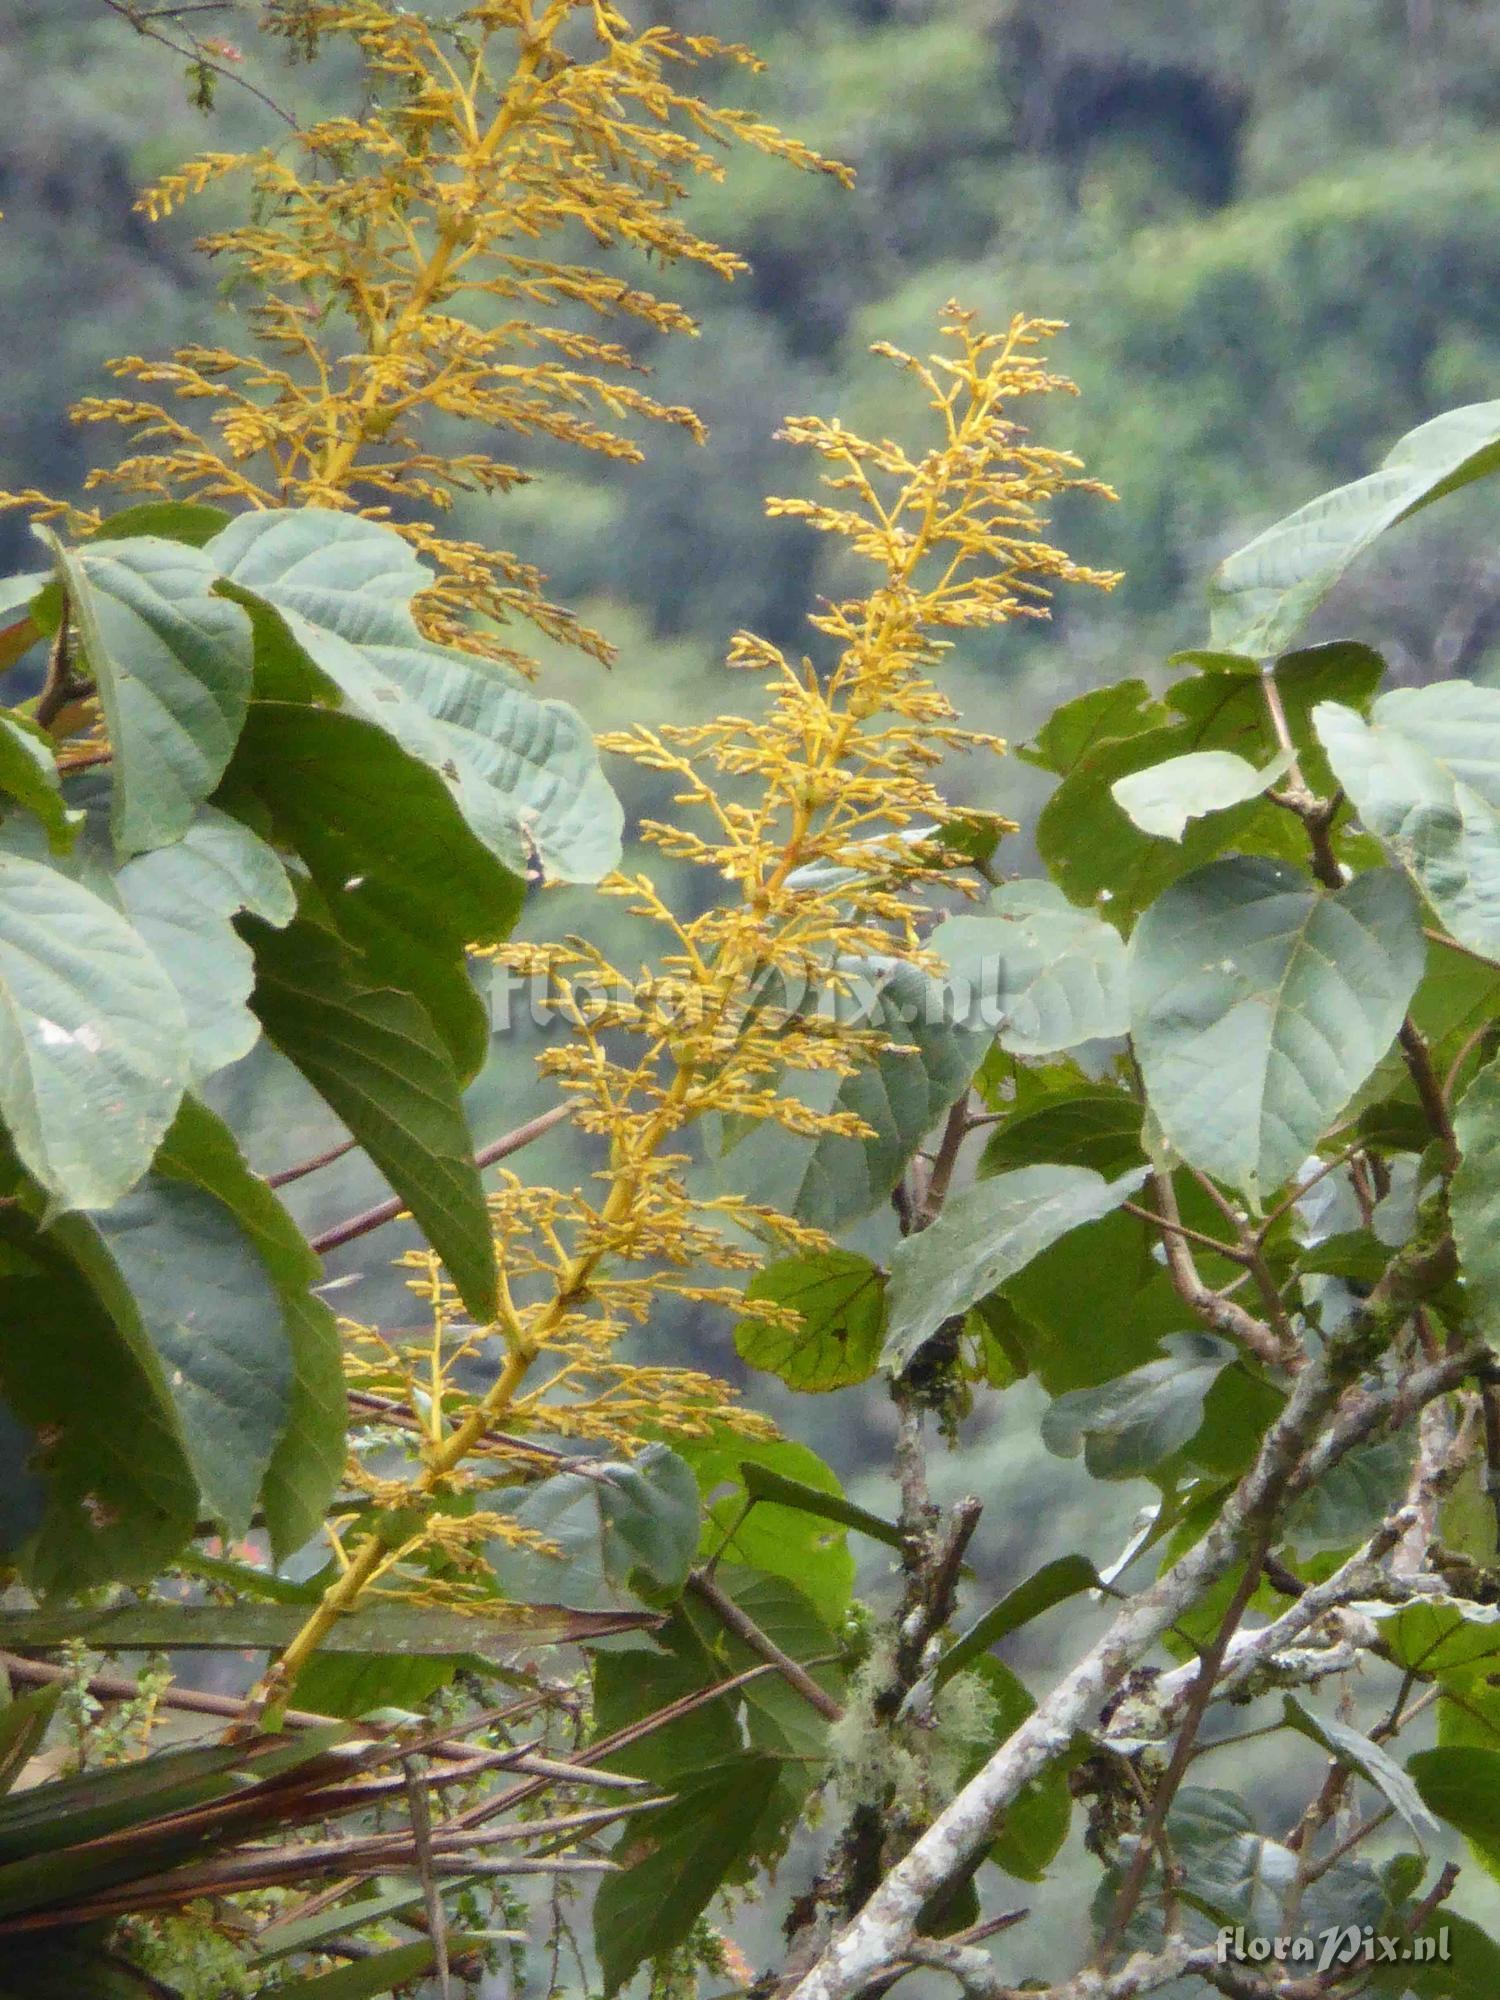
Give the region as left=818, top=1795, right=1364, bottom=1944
left=252, top=306, right=1116, bottom=1716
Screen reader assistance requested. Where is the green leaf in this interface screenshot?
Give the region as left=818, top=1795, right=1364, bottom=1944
left=86, top=503, right=231, bottom=549
left=673, top=1431, right=854, bottom=1629
left=955, top=1657, right=1072, bottom=1882
left=1317, top=682, right=1500, bottom=962
left=1110, top=747, right=1294, bottom=843
left=246, top=911, right=499, bottom=1321
left=115, top=807, right=293, bottom=1084
left=0, top=851, right=187, bottom=1211
left=244, top=1939, right=451, bottom=1998
left=882, top=1164, right=1148, bottom=1372
left=1364, top=1596, right=1500, bottom=1677
left=1018, top=678, right=1170, bottom=776
left=1282, top=1695, right=1436, bottom=1847
left=738, top=1460, right=904, bottom=1552
left=595, top=1756, right=780, bottom=1996
left=1128, top=858, right=1425, bottom=1204
left=0, top=1242, right=199, bottom=1593
left=734, top=1250, right=885, bottom=1391
left=487, top=1445, right=701, bottom=1612
left=1453, top=1057, right=1500, bottom=1351
left=1407, top=1745, right=1500, bottom=1848
left=0, top=1684, right=62, bottom=1798
left=38, top=530, right=252, bottom=858
left=592, top=1608, right=742, bottom=1784
left=0, top=716, right=74, bottom=852
left=714, top=955, right=992, bottom=1232
left=1209, top=400, right=1500, bottom=657
left=208, top=509, right=622, bottom=882
left=980, top=1090, right=1144, bottom=1177
left=1040, top=1333, right=1238, bottom=1480
left=936, top=1555, right=1101, bottom=1689
left=929, top=880, right=1128, bottom=1056
left=231, top=702, right=523, bottom=1079
left=48, top=1172, right=294, bottom=1541
left=150, top=1097, right=343, bottom=1559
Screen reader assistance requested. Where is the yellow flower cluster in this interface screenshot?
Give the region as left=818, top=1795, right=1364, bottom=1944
left=7, top=0, right=849, bottom=669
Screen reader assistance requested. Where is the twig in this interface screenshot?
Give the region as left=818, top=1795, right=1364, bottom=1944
left=310, top=1103, right=571, bottom=1254
left=685, top=1569, right=844, bottom=1723
left=100, top=0, right=301, bottom=127
left=1148, top=1170, right=1291, bottom=1370
left=268, top=1138, right=358, bottom=1188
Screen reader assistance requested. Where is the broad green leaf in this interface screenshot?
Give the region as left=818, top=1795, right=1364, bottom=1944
left=208, top=508, right=622, bottom=882
left=1036, top=721, right=1298, bottom=923
left=980, top=1089, right=1144, bottom=1177
left=39, top=530, right=253, bottom=858
left=0, top=716, right=73, bottom=852
left=86, top=503, right=231, bottom=548
left=595, top=1755, right=780, bottom=1995
left=0, top=851, right=187, bottom=1210
left=592, top=1608, right=743, bottom=1783
left=231, top=702, right=522, bottom=1078
left=937, top=1555, right=1101, bottom=1688
left=49, top=1172, right=294, bottom=1540
left=734, top=1249, right=885, bottom=1391
left=674, top=1430, right=853, bottom=1630
left=1167, top=642, right=1386, bottom=796
left=1209, top=400, right=1500, bottom=657
left=1365, top=1597, right=1500, bottom=1677
left=151, top=1097, right=343, bottom=1559
left=1040, top=1334, right=1238, bottom=1480
left=1282, top=1695, right=1436, bottom=1846
left=487, top=1445, right=700, bottom=1612
left=0, top=1600, right=653, bottom=1655
left=0, top=1243, right=198, bottom=1593
left=1407, top=1746, right=1500, bottom=1849
left=1317, top=682, right=1500, bottom=961
left=713, top=954, right=992, bottom=1232
left=929, top=880, right=1128, bottom=1056
left=246, top=911, right=499, bottom=1321
left=1018, top=678, right=1170, bottom=776
left=1110, top=747, right=1294, bottom=843
left=115, top=807, right=294, bottom=1083
left=1452, top=1057, right=1500, bottom=1350
left=738, top=1460, right=903, bottom=1551
left=1405, top=1912, right=1500, bottom=2000
left=1283, top=1435, right=1410, bottom=1557
left=957, top=1657, right=1072, bottom=1883
left=1128, top=859, right=1425, bottom=1203
left=883, top=1164, right=1148, bottom=1372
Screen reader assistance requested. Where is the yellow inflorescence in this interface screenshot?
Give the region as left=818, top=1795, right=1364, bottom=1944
left=7, top=0, right=849, bottom=670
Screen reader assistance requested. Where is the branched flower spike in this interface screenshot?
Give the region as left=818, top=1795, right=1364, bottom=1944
left=5, top=1, right=850, bottom=669
left=256, top=307, right=1117, bottom=1715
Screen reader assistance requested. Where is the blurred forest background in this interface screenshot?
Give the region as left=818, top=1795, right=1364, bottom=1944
left=6, top=1, right=1500, bottom=1970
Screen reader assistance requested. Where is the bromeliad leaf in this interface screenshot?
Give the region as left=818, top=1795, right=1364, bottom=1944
left=1208, top=400, right=1500, bottom=657
left=39, top=530, right=253, bottom=859
left=734, top=1249, right=885, bottom=1392
left=1316, top=682, right=1500, bottom=961
left=1128, top=858, right=1424, bottom=1204
left=0, top=851, right=187, bottom=1211
left=207, top=509, right=623, bottom=883
left=1110, top=747, right=1294, bottom=843
left=115, top=808, right=294, bottom=1085
left=929, top=880, right=1128, bottom=1057
left=882, top=1164, right=1148, bottom=1372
